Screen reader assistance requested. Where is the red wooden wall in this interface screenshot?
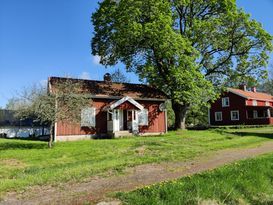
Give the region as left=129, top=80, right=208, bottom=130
left=210, top=92, right=273, bottom=126
left=56, top=99, right=166, bottom=136
left=210, top=92, right=248, bottom=126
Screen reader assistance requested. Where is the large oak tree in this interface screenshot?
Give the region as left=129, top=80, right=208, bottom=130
left=92, top=0, right=273, bottom=129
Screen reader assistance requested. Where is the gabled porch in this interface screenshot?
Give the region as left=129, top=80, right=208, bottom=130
left=104, top=97, right=145, bottom=137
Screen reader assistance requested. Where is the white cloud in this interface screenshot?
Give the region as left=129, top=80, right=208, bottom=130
left=79, top=72, right=91, bottom=80
left=92, top=55, right=101, bottom=65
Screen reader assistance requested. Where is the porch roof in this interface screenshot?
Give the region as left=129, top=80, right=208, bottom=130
left=103, top=96, right=144, bottom=111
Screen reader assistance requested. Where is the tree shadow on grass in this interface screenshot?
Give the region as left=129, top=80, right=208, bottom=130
left=0, top=141, right=47, bottom=150
left=228, top=131, right=273, bottom=140
left=212, top=128, right=273, bottom=140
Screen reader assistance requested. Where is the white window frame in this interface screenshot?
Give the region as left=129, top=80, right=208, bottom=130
left=138, top=109, right=149, bottom=126
left=215, top=112, right=223, bottom=122
left=81, top=107, right=96, bottom=127
left=107, top=112, right=113, bottom=121
left=231, top=110, right=239, bottom=121
left=253, top=110, right=258, bottom=119
left=253, top=100, right=257, bottom=106
left=222, top=97, right=230, bottom=107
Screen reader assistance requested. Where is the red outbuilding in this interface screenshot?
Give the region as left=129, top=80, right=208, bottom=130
left=209, top=85, right=273, bottom=126
left=48, top=75, right=168, bottom=141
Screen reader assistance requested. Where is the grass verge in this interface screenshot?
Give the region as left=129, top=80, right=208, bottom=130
left=0, top=127, right=272, bottom=197
left=117, top=152, right=273, bottom=205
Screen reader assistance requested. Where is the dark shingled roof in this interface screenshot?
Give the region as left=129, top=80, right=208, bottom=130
left=49, top=77, right=168, bottom=100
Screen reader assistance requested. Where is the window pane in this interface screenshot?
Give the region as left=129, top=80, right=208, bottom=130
left=231, top=111, right=239, bottom=120
left=138, top=109, right=148, bottom=126
left=81, top=107, right=96, bottom=127
left=222, top=98, right=229, bottom=107
left=215, top=112, right=222, bottom=121
left=127, top=111, right=132, bottom=121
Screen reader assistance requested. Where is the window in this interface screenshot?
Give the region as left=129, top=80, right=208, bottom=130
left=252, top=110, right=259, bottom=119
left=263, top=110, right=269, bottom=118
left=81, top=107, right=96, bottom=127
left=253, top=100, right=257, bottom=106
left=127, top=110, right=132, bottom=121
left=107, top=112, right=113, bottom=121
left=231, top=110, right=239, bottom=121
left=215, top=112, right=222, bottom=122
left=138, top=109, right=149, bottom=126
left=222, top=97, right=230, bottom=107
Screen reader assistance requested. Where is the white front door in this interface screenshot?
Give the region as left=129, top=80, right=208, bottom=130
left=119, top=110, right=124, bottom=131
left=113, top=109, right=124, bottom=132
left=132, top=110, right=139, bottom=133
left=113, top=110, right=119, bottom=132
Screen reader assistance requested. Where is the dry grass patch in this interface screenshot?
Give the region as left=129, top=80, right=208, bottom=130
left=0, top=159, right=26, bottom=169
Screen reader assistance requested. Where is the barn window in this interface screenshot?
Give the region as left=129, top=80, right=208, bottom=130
left=138, top=109, right=149, bottom=126
left=222, top=97, right=230, bottom=107
left=81, top=107, right=96, bottom=127
left=231, top=110, right=239, bottom=121
left=215, top=112, right=222, bottom=122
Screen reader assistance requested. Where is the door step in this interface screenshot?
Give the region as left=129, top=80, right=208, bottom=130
left=113, top=131, right=133, bottom=138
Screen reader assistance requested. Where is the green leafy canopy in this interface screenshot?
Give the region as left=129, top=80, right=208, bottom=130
left=92, top=0, right=272, bottom=108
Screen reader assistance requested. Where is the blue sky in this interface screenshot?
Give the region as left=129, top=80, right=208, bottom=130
left=0, top=0, right=273, bottom=107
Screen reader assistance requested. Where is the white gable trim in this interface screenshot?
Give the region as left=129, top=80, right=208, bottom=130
left=109, top=96, right=144, bottom=110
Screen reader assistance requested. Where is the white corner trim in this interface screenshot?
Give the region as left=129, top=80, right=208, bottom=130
left=109, top=96, right=144, bottom=110
left=54, top=122, right=57, bottom=142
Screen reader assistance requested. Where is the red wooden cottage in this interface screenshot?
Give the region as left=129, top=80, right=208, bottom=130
left=48, top=75, right=168, bottom=141
left=209, top=85, right=273, bottom=126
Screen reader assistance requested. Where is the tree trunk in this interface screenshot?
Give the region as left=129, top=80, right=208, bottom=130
left=172, top=100, right=189, bottom=130
left=48, top=124, right=54, bottom=148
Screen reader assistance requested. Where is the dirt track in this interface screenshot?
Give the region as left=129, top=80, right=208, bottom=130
left=2, top=141, right=273, bottom=205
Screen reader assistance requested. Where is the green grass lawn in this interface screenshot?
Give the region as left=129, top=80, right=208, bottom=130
left=0, top=127, right=272, bottom=197
left=117, top=152, right=273, bottom=205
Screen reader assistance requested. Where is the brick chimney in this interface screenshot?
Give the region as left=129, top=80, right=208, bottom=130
left=239, top=84, right=247, bottom=91
left=251, top=87, right=257, bottom=92
left=103, top=73, right=112, bottom=84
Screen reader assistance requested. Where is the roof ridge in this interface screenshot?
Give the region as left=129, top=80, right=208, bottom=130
left=49, top=76, right=152, bottom=87
left=227, top=88, right=273, bottom=101
left=228, top=87, right=273, bottom=96
left=48, top=76, right=168, bottom=100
